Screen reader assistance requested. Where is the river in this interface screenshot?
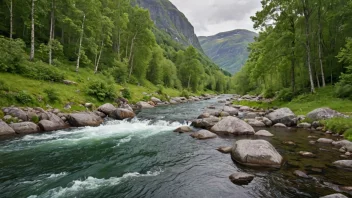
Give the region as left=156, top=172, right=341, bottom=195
left=0, top=96, right=351, bottom=198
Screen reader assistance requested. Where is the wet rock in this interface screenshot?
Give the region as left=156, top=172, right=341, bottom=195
left=174, top=126, right=193, bottom=133
left=217, top=146, right=232, bottom=154
left=190, top=130, right=217, bottom=140
left=0, top=120, right=15, bottom=135
left=208, top=106, right=216, bottom=109
left=283, top=141, right=296, bottom=146
left=222, top=106, right=239, bottom=116
left=9, top=122, right=40, bottom=134
left=293, top=170, right=309, bottom=178
left=229, top=172, right=254, bottom=185
left=136, top=101, right=154, bottom=109
left=211, top=116, right=255, bottom=135
left=299, top=151, right=316, bottom=158
left=312, top=121, right=322, bottom=129
left=243, top=112, right=257, bottom=119
left=317, top=138, right=334, bottom=144
left=307, top=108, right=345, bottom=121
left=297, top=122, right=312, bottom=128
left=151, top=97, right=161, bottom=104
left=320, top=193, right=348, bottom=198
left=346, top=152, right=351, bottom=156
left=309, top=141, right=316, bottom=145
left=332, top=140, right=352, bottom=151
left=109, top=108, right=135, bottom=120
left=219, top=111, right=230, bottom=117
left=191, top=116, right=220, bottom=129
left=119, top=104, right=134, bottom=112
left=38, top=112, right=68, bottom=132
left=339, top=147, right=347, bottom=153
left=256, top=117, right=272, bottom=126
left=266, top=108, right=297, bottom=127
left=332, top=160, right=352, bottom=170
left=273, top=123, right=287, bottom=128
left=98, top=103, right=116, bottom=115
left=68, top=112, right=103, bottom=127
left=339, top=186, right=352, bottom=192
left=239, top=106, right=251, bottom=112
left=231, top=139, right=283, bottom=168
left=94, top=111, right=107, bottom=118
left=255, top=130, right=274, bottom=137
left=247, top=119, right=266, bottom=127
left=198, top=113, right=211, bottom=119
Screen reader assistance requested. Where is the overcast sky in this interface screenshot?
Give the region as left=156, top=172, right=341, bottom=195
left=169, top=0, right=262, bottom=36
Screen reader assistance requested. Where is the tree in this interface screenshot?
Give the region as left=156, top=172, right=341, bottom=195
left=30, top=0, right=35, bottom=61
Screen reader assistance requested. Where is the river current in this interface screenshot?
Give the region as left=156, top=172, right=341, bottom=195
left=0, top=96, right=351, bottom=198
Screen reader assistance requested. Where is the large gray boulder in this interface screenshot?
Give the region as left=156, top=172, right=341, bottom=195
left=68, top=112, right=103, bottom=127
left=136, top=101, right=154, bottom=109
left=191, top=116, right=220, bottom=129
left=211, top=116, right=255, bottom=135
left=98, top=103, right=116, bottom=115
left=333, top=140, right=352, bottom=152
left=6, top=107, right=28, bottom=121
left=247, top=119, right=266, bottom=127
left=9, top=122, right=40, bottom=134
left=307, top=108, right=345, bottom=121
left=109, top=108, right=135, bottom=120
left=320, top=194, right=348, bottom=198
left=266, top=108, right=297, bottom=127
left=38, top=112, right=68, bottom=132
left=332, top=160, right=352, bottom=170
left=231, top=140, right=283, bottom=168
left=229, top=172, right=254, bottom=185
left=0, top=120, right=15, bottom=135
left=223, top=106, right=239, bottom=116
left=190, top=130, right=217, bottom=140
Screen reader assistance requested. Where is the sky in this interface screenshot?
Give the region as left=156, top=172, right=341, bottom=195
left=169, top=0, right=262, bottom=36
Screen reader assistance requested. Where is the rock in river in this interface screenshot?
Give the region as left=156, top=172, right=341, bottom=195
left=307, top=108, right=345, bottom=121
left=68, top=112, right=103, bottom=127
left=0, top=120, right=15, bottom=135
left=231, top=140, right=283, bottom=168
left=266, top=108, right=297, bottom=127
left=109, top=108, right=135, bottom=120
left=332, top=160, right=352, bottom=170
left=174, top=126, right=193, bottom=133
left=98, top=103, right=116, bottom=115
left=229, top=172, right=254, bottom=185
left=293, top=170, right=309, bottom=178
left=216, top=146, right=232, bottom=154
left=9, top=122, right=40, bottom=134
left=136, top=101, right=154, bottom=109
left=211, top=116, right=255, bottom=135
left=255, top=130, right=274, bottom=137
left=191, top=116, right=220, bottom=129
left=190, top=130, right=217, bottom=140
left=320, top=193, right=349, bottom=198
left=317, top=138, right=334, bottom=144
left=38, top=112, right=68, bottom=132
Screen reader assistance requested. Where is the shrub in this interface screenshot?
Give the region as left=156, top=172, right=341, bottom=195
left=181, top=89, right=190, bottom=99
left=0, top=36, right=26, bottom=72
left=344, top=129, right=352, bottom=141
left=121, top=88, right=131, bottom=99
left=15, top=91, right=33, bottom=104
left=16, top=61, right=65, bottom=82
left=335, top=83, right=352, bottom=99
left=263, top=88, right=275, bottom=98
left=87, top=80, right=116, bottom=102
left=277, top=88, right=294, bottom=102
left=44, top=88, right=60, bottom=103
left=31, top=115, right=40, bottom=124
left=321, top=117, right=352, bottom=134
left=0, top=80, right=10, bottom=91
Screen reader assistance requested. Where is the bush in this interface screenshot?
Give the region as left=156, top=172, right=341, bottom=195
left=0, top=110, right=4, bottom=119
left=181, top=89, right=190, bottom=99
left=263, top=88, right=275, bottom=98
left=16, top=61, right=65, bottom=82
left=0, top=80, right=10, bottom=91
left=44, top=88, right=60, bottom=103
left=31, top=115, right=40, bottom=124
left=15, top=91, right=33, bottom=104
left=87, top=80, right=116, bottom=102
left=0, top=36, right=25, bottom=72
left=335, top=83, right=352, bottom=99
left=344, top=128, right=352, bottom=141
left=321, top=117, right=352, bottom=134
left=277, top=88, right=294, bottom=102
left=121, top=88, right=131, bottom=99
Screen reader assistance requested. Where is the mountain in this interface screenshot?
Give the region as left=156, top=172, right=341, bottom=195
left=135, top=0, right=203, bottom=52
left=199, top=29, right=257, bottom=74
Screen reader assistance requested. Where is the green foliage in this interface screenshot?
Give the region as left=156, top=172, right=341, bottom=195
left=263, top=88, right=275, bottom=98
left=31, top=115, right=40, bottom=124
left=121, top=88, right=131, bottom=99
left=321, top=118, right=352, bottom=134
left=277, top=88, right=294, bottom=102
left=0, top=36, right=26, bottom=72
left=0, top=110, right=4, bottom=119
left=181, top=89, right=190, bottom=99
left=16, top=61, right=65, bottom=82
left=87, top=80, right=116, bottom=102
left=15, top=91, right=33, bottom=105
left=44, top=88, right=60, bottom=103
left=336, top=38, right=352, bottom=99
left=344, top=129, right=352, bottom=141
left=0, top=79, right=10, bottom=92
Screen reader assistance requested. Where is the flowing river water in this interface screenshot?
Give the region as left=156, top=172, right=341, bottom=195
left=0, top=96, right=351, bottom=198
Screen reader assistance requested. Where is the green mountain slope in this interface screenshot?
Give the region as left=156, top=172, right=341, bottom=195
left=199, top=29, right=257, bottom=74
left=135, top=0, right=203, bottom=52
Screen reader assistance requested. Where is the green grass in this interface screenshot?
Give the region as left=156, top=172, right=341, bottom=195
left=234, top=86, right=352, bottom=115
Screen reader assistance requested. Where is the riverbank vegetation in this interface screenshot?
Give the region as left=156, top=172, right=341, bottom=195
left=0, top=0, right=230, bottom=110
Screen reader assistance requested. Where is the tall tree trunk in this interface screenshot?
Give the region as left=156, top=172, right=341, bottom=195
left=76, top=14, right=85, bottom=73
left=49, top=0, right=55, bottom=65
left=128, top=32, right=137, bottom=63
left=10, top=0, right=13, bottom=39
left=290, top=18, right=296, bottom=93
left=128, top=54, right=134, bottom=80
left=30, top=0, right=35, bottom=61
left=94, top=40, right=104, bottom=74
left=318, top=0, right=326, bottom=87
left=314, top=63, right=321, bottom=88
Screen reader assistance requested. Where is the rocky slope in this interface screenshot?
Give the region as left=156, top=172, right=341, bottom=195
left=135, top=0, right=203, bottom=52
left=199, top=29, right=257, bottom=74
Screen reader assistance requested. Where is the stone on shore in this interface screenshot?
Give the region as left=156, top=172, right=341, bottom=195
left=38, top=112, right=68, bottom=132
left=255, top=130, right=274, bottom=137
left=297, top=122, right=312, bottom=128
left=0, top=120, right=16, bottom=135
left=98, top=103, right=116, bottom=115
left=222, top=106, right=239, bottom=116
left=68, top=112, right=103, bottom=127
left=211, top=117, right=255, bottom=135
left=229, top=172, right=254, bottom=185
left=273, top=123, right=287, bottom=128
left=174, top=126, right=193, bottom=133
left=332, top=160, right=352, bottom=170
left=266, top=108, right=297, bottom=126
left=191, top=116, right=220, bottom=129
left=317, top=138, right=334, bottom=144
left=247, top=119, right=266, bottom=127
left=9, top=122, right=40, bottom=134
left=6, top=107, right=28, bottom=121
left=293, top=170, right=309, bottom=178
left=231, top=140, right=283, bottom=168
left=190, top=130, right=217, bottom=140
left=136, top=101, right=154, bottom=109
left=109, top=108, right=135, bottom=120
left=307, top=108, right=345, bottom=121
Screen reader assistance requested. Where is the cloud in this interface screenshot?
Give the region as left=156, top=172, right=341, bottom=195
left=169, top=0, right=262, bottom=36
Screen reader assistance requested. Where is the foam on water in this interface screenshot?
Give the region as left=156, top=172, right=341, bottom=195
left=0, top=119, right=184, bottom=152
left=28, top=169, right=163, bottom=198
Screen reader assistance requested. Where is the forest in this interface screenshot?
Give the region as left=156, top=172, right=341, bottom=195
left=0, top=0, right=232, bottom=106
left=233, top=0, right=352, bottom=101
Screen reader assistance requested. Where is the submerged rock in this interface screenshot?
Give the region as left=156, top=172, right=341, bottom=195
left=211, top=117, right=255, bottom=135
left=229, top=172, right=254, bottom=185
left=216, top=146, right=232, bottom=154
left=273, top=123, right=287, bottom=128
left=68, top=112, right=103, bottom=127
left=190, top=130, right=217, bottom=140
left=332, top=160, right=352, bottom=170
left=299, top=151, right=316, bottom=158
left=174, top=126, right=193, bottom=133
left=255, top=130, right=274, bottom=137
left=266, top=108, right=297, bottom=127
left=0, top=120, right=15, bottom=135
left=307, top=108, right=345, bottom=121
left=231, top=140, right=283, bottom=168
left=317, top=138, right=334, bottom=144
left=9, top=122, right=40, bottom=134
left=293, top=170, right=309, bottom=178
